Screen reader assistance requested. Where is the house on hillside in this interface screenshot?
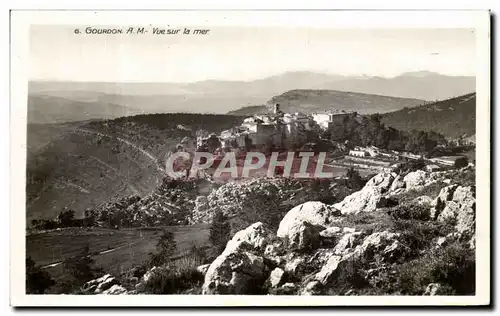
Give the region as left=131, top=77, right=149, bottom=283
left=425, top=164, right=441, bottom=172
left=349, top=149, right=369, bottom=157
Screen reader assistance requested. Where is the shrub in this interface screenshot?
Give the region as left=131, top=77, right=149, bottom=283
left=26, top=257, right=55, bottom=294
left=63, top=245, right=103, bottom=287
left=388, top=203, right=431, bottom=221
left=394, top=159, right=426, bottom=175
left=393, top=219, right=455, bottom=259
left=346, top=168, right=365, bottom=191
left=142, top=254, right=205, bottom=294
left=377, top=241, right=475, bottom=295
left=454, top=157, right=469, bottom=169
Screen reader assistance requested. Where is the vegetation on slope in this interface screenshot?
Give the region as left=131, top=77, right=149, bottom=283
left=381, top=93, right=476, bottom=139
left=26, top=113, right=244, bottom=222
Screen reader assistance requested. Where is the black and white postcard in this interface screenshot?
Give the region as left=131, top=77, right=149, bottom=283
left=10, top=10, right=490, bottom=306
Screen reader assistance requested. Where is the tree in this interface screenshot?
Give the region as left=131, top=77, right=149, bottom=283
left=454, top=157, right=469, bottom=169
left=26, top=257, right=55, bottom=294
left=83, top=209, right=97, bottom=227
left=346, top=168, right=364, bottom=191
left=57, top=208, right=75, bottom=227
left=209, top=210, right=231, bottom=256
left=63, top=245, right=102, bottom=286
left=150, top=230, right=177, bottom=267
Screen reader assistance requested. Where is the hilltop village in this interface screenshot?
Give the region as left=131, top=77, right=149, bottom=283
left=193, top=104, right=351, bottom=154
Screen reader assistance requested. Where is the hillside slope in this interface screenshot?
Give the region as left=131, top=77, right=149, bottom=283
left=381, top=93, right=476, bottom=138
left=28, top=95, right=141, bottom=124
left=26, top=114, right=244, bottom=222
left=229, top=90, right=424, bottom=115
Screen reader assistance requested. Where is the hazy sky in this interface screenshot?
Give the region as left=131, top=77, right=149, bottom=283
left=29, top=26, right=476, bottom=82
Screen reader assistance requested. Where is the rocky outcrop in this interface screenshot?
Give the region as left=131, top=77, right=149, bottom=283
left=197, top=264, right=211, bottom=275
left=202, top=222, right=274, bottom=294
left=424, top=283, right=444, bottom=296
left=403, top=170, right=428, bottom=191
left=277, top=201, right=341, bottom=238
left=102, top=284, right=127, bottom=295
left=83, top=274, right=120, bottom=294
left=334, top=169, right=449, bottom=215
left=202, top=251, right=268, bottom=294
left=433, top=185, right=476, bottom=234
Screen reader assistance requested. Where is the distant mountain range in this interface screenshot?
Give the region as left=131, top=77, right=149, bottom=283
left=28, top=71, right=475, bottom=123
left=381, top=93, right=476, bottom=139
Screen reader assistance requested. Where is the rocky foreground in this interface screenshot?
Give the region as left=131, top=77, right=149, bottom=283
left=83, top=167, right=476, bottom=296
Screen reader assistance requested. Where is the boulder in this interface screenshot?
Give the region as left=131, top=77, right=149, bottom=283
left=430, top=185, right=459, bottom=220
left=389, top=174, right=405, bottom=194
left=275, top=282, right=297, bottom=295
left=343, top=227, right=356, bottom=233
left=364, top=172, right=396, bottom=193
left=353, top=231, right=406, bottom=261
left=102, top=284, right=127, bottom=295
left=196, top=264, right=211, bottom=275
left=403, top=170, right=429, bottom=191
left=412, top=196, right=433, bottom=207
left=202, top=251, right=268, bottom=294
left=333, top=232, right=364, bottom=255
left=436, top=186, right=475, bottom=234
left=424, top=283, right=443, bottom=296
left=436, top=236, right=448, bottom=248
left=284, top=257, right=307, bottom=276
left=315, top=255, right=342, bottom=285
left=265, top=267, right=286, bottom=288
left=301, top=280, right=323, bottom=295
left=319, top=226, right=342, bottom=238
left=83, top=274, right=119, bottom=294
left=264, top=238, right=286, bottom=258
left=277, top=202, right=341, bottom=239
left=226, top=222, right=273, bottom=253
left=202, top=222, right=275, bottom=295
left=286, top=221, right=322, bottom=251
left=334, top=187, right=386, bottom=215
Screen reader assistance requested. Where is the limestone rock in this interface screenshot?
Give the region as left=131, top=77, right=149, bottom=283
left=364, top=172, right=396, bottom=193
left=424, top=283, right=443, bottom=296
left=436, top=186, right=475, bottom=234
left=430, top=185, right=459, bottom=220
left=403, top=170, right=428, bottom=191
left=83, top=274, right=119, bottom=294
left=277, top=201, right=341, bottom=239
left=196, top=264, right=211, bottom=275
left=389, top=174, right=405, bottom=194
left=265, top=267, right=286, bottom=288
left=334, top=187, right=385, bottom=215
left=226, top=222, right=273, bottom=253
left=315, top=255, right=342, bottom=285
left=202, top=251, right=268, bottom=294
left=333, top=232, right=364, bottom=255
left=319, top=226, right=342, bottom=238
left=412, top=195, right=433, bottom=207
left=102, top=284, right=127, bottom=295
left=354, top=231, right=406, bottom=261
left=286, top=221, right=322, bottom=251
left=301, top=280, right=323, bottom=295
